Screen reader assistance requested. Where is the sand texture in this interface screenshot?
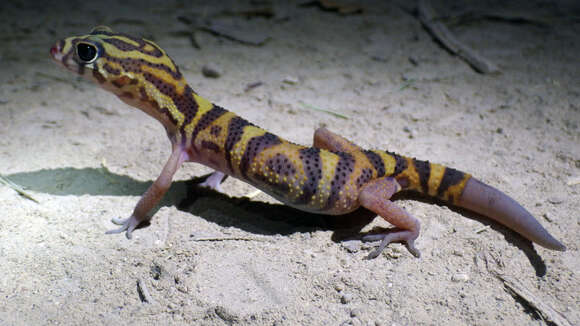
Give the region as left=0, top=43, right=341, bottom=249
left=1, top=0, right=578, bottom=325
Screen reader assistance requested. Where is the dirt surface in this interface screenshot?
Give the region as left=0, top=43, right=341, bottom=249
left=1, top=0, right=579, bottom=325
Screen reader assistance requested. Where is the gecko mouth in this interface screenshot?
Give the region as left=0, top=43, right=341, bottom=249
left=49, top=43, right=65, bottom=64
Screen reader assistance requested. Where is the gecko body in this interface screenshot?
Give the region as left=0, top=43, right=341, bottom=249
left=50, top=27, right=565, bottom=258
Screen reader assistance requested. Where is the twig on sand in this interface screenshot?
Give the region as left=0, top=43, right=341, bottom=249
left=417, top=0, right=499, bottom=74
left=0, top=174, right=39, bottom=203
left=178, top=15, right=270, bottom=47
left=497, top=274, right=572, bottom=326
left=137, top=278, right=156, bottom=304
left=190, top=236, right=270, bottom=242
left=300, top=102, right=349, bottom=120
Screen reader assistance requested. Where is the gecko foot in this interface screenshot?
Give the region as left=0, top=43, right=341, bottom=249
left=362, top=230, right=421, bottom=259
left=105, top=215, right=141, bottom=239
left=198, top=171, right=227, bottom=193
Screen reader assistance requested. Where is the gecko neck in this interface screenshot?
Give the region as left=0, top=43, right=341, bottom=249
left=111, top=80, right=214, bottom=144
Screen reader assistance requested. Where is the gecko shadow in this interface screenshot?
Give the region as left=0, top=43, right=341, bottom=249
left=8, top=167, right=547, bottom=275
left=395, top=192, right=549, bottom=277
left=6, top=166, right=374, bottom=236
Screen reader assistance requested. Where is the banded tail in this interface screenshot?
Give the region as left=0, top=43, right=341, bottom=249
left=388, top=154, right=566, bottom=251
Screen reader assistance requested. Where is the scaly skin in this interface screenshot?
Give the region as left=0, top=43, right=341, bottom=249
left=49, top=26, right=566, bottom=258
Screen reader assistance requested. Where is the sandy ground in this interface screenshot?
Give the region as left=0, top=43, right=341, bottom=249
left=1, top=0, right=579, bottom=325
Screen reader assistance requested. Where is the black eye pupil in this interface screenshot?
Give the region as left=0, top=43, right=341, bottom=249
left=77, top=43, right=97, bottom=62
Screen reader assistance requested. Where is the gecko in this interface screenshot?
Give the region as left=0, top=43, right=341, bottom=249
left=49, top=26, right=566, bottom=258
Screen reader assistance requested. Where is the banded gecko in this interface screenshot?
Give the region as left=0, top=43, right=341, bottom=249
left=49, top=26, right=566, bottom=258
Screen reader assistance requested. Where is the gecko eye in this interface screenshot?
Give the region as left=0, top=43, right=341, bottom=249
left=76, top=43, right=98, bottom=63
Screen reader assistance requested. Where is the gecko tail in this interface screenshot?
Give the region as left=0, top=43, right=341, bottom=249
left=456, top=178, right=566, bottom=251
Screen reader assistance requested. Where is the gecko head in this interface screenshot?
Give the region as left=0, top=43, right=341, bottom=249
left=50, top=26, right=115, bottom=81
left=50, top=26, right=184, bottom=90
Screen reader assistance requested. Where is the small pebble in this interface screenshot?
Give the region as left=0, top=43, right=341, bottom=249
left=282, top=76, right=299, bottom=85
left=402, top=126, right=415, bottom=139
left=342, top=240, right=361, bottom=253
left=350, top=308, right=362, bottom=317
left=371, top=55, right=389, bottom=62
left=547, top=196, right=564, bottom=205
left=386, top=250, right=401, bottom=259
left=451, top=273, right=470, bottom=282
left=202, top=64, right=222, bottom=78
left=341, top=292, right=353, bottom=304
left=566, top=176, right=580, bottom=186
left=302, top=249, right=316, bottom=258
left=543, top=212, right=556, bottom=222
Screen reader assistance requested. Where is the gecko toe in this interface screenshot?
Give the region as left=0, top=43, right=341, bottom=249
left=110, top=216, right=127, bottom=226
left=105, top=216, right=140, bottom=239
left=362, top=230, right=420, bottom=259
left=405, top=240, right=421, bottom=258
left=198, top=172, right=227, bottom=193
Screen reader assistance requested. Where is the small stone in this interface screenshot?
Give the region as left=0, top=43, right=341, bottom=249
left=282, top=76, right=299, bottom=85
left=386, top=250, right=401, bottom=259
left=341, top=292, right=353, bottom=304
left=452, top=249, right=464, bottom=257
left=566, top=176, right=580, bottom=186
left=451, top=273, right=470, bottom=282
left=202, top=64, right=222, bottom=78
left=543, top=212, right=556, bottom=222
left=547, top=196, right=564, bottom=204
left=342, top=240, right=361, bottom=253
left=303, top=249, right=316, bottom=258
left=402, top=126, right=415, bottom=139
left=350, top=308, right=362, bottom=317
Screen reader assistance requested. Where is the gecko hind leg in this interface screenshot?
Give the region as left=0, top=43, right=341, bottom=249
left=358, top=177, right=421, bottom=259
left=312, top=127, right=361, bottom=153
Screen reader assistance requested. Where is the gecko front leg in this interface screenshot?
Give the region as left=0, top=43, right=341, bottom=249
left=106, top=145, right=188, bottom=239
